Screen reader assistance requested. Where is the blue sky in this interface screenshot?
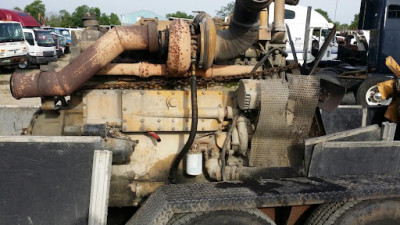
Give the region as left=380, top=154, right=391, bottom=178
left=7, top=0, right=361, bottom=24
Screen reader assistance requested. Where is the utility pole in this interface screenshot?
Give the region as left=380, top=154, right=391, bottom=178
left=334, top=0, right=339, bottom=21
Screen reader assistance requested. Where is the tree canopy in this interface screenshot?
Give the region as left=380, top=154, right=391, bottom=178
left=15, top=1, right=121, bottom=27
left=166, top=11, right=194, bottom=19
left=349, top=13, right=359, bottom=29
left=24, top=0, right=46, bottom=22
left=216, top=2, right=235, bottom=18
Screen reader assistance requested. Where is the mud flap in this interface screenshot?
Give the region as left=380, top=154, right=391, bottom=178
left=318, top=78, right=346, bottom=113
left=0, top=136, right=103, bottom=225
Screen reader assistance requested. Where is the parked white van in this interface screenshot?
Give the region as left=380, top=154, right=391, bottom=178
left=0, top=21, right=27, bottom=68
left=19, top=28, right=57, bottom=69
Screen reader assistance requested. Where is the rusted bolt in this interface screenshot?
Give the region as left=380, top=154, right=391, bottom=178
left=150, top=182, right=154, bottom=186
left=202, top=91, right=205, bottom=95
left=140, top=91, right=145, bottom=95
left=103, top=91, right=107, bottom=94
left=157, top=91, right=161, bottom=95
left=186, top=119, right=189, bottom=122
left=218, top=104, right=222, bottom=108
left=140, top=119, right=144, bottom=123
left=123, top=107, right=127, bottom=111
left=219, top=92, right=222, bottom=95
left=157, top=119, right=161, bottom=123
left=172, top=119, right=175, bottom=122
left=202, top=119, right=205, bottom=122
left=172, top=91, right=175, bottom=95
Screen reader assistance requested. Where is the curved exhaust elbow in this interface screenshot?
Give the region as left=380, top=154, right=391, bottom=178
left=11, top=25, right=150, bottom=99
left=214, top=0, right=271, bottom=61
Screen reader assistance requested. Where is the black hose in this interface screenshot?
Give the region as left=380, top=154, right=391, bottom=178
left=215, top=0, right=270, bottom=61
left=169, top=76, right=198, bottom=184
left=251, top=48, right=289, bottom=73
left=221, top=115, right=239, bottom=182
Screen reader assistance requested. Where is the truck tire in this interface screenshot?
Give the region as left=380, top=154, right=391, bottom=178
left=167, top=209, right=275, bottom=225
left=18, top=60, right=29, bottom=69
left=306, top=199, right=400, bottom=225
left=356, top=76, right=392, bottom=107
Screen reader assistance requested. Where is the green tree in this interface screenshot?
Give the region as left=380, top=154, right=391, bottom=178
left=47, top=12, right=62, bottom=27
left=166, top=11, right=194, bottom=19
left=109, top=13, right=121, bottom=25
left=70, top=5, right=121, bottom=26
left=98, top=13, right=110, bottom=25
left=71, top=5, right=91, bottom=27
left=216, top=2, right=235, bottom=18
left=315, top=9, right=333, bottom=23
left=24, top=0, right=46, bottom=22
left=59, top=10, right=74, bottom=27
left=13, top=7, right=22, bottom=11
left=349, top=13, right=359, bottom=30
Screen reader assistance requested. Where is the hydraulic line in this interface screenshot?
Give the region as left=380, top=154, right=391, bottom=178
left=169, top=75, right=198, bottom=184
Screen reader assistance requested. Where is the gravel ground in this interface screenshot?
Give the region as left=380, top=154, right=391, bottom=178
left=0, top=54, right=71, bottom=106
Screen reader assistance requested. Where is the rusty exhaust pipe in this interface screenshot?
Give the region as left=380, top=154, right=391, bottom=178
left=11, top=26, right=150, bottom=99
left=11, top=20, right=192, bottom=99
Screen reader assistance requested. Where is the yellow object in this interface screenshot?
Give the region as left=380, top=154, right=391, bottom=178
left=377, top=79, right=395, bottom=100
left=385, top=101, right=399, bottom=123
left=386, top=56, right=400, bottom=78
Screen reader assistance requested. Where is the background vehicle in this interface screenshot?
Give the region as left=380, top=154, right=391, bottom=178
left=272, top=4, right=338, bottom=63
left=52, top=27, right=71, bottom=53
left=0, top=21, right=27, bottom=68
left=51, top=32, right=64, bottom=58
left=2, top=0, right=400, bottom=225
left=20, top=28, right=56, bottom=69
left=315, top=0, right=400, bottom=107
left=0, top=9, right=40, bottom=28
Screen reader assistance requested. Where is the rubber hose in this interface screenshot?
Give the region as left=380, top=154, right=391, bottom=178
left=169, top=76, right=198, bottom=184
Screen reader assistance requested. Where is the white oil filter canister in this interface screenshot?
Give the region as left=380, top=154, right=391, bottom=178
left=186, top=152, right=203, bottom=176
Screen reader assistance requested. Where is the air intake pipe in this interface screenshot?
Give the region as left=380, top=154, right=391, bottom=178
left=214, top=0, right=271, bottom=61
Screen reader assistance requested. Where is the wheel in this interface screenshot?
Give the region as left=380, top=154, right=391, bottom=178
left=356, top=76, right=392, bottom=107
left=18, top=60, right=29, bottom=69
left=305, top=199, right=400, bottom=225
left=167, top=209, right=276, bottom=225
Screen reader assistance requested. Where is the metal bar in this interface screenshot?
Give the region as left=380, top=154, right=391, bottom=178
left=286, top=24, right=298, bottom=64
left=302, top=6, right=312, bottom=66
left=88, top=150, right=113, bottom=225
left=308, top=25, right=337, bottom=75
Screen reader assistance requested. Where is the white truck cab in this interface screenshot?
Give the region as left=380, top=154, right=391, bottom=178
left=269, top=4, right=338, bottom=63
left=0, top=21, right=27, bottom=68
left=20, top=28, right=57, bottom=69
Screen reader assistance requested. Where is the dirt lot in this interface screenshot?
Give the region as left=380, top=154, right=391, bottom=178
left=0, top=55, right=71, bottom=106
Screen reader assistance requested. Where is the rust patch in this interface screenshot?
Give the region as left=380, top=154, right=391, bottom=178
left=166, top=20, right=191, bottom=76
